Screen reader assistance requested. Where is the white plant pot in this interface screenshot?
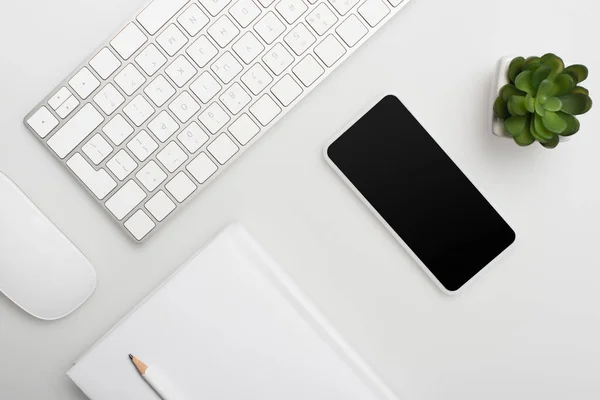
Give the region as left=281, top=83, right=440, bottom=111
left=489, top=56, right=569, bottom=142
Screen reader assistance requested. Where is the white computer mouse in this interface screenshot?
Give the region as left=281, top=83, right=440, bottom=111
left=0, top=171, right=96, bottom=320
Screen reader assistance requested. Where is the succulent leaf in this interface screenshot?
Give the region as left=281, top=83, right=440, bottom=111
left=540, top=134, right=559, bottom=149
left=540, top=53, right=564, bottom=78
left=532, top=65, right=552, bottom=89
left=508, top=96, right=527, bottom=116
left=504, top=115, right=528, bottom=137
left=572, top=86, right=589, bottom=96
left=508, top=57, right=525, bottom=82
left=493, top=97, right=509, bottom=119
left=500, top=84, right=525, bottom=101
left=513, top=122, right=535, bottom=146
left=515, top=71, right=535, bottom=94
left=551, top=74, right=575, bottom=96
left=559, top=94, right=592, bottom=115
left=533, top=114, right=554, bottom=142
left=556, top=112, right=580, bottom=136
left=542, top=111, right=567, bottom=134
left=544, top=97, right=562, bottom=112
left=564, top=65, right=588, bottom=83
left=525, top=93, right=536, bottom=113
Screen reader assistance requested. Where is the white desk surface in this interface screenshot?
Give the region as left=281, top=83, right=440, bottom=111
left=1, top=0, right=599, bottom=398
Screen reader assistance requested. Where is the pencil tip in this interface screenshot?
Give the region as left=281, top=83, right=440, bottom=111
left=129, top=354, right=134, bottom=360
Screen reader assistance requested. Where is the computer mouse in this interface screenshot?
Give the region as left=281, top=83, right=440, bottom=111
left=0, top=171, right=96, bottom=320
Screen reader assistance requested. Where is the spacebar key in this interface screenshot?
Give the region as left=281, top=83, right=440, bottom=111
left=47, top=104, right=104, bottom=159
left=137, top=0, right=190, bottom=35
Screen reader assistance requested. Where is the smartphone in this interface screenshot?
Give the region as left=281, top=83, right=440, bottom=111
left=325, top=95, right=515, bottom=294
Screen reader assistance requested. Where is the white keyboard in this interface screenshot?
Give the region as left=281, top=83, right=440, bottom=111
left=25, top=0, right=411, bottom=242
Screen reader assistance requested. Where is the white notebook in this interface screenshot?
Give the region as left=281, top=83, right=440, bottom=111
left=68, top=223, right=401, bottom=400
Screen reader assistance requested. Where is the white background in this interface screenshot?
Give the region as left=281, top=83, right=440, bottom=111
left=1, top=0, right=599, bottom=399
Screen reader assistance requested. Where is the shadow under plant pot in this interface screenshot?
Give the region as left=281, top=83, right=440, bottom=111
left=490, top=54, right=593, bottom=149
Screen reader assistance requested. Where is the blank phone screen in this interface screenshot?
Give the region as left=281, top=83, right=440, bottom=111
left=327, top=95, right=515, bottom=291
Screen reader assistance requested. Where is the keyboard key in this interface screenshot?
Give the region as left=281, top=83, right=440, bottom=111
left=90, top=48, right=121, bottom=79
left=292, top=54, right=324, bottom=86
left=48, top=104, right=103, bottom=158
left=276, top=0, right=309, bottom=24
left=178, top=4, right=210, bottom=36
left=144, top=75, right=176, bottom=107
left=211, top=52, right=243, bottom=84
left=114, top=64, right=146, bottom=96
left=127, top=130, right=158, bottom=161
left=257, top=0, right=275, bottom=7
left=56, top=95, right=80, bottom=118
left=103, top=114, right=134, bottom=145
left=250, top=94, right=281, bottom=126
left=123, top=95, right=155, bottom=126
left=187, top=152, right=218, bottom=183
left=110, top=23, right=147, bottom=59
left=229, top=113, right=260, bottom=145
left=165, top=55, right=198, bottom=87
left=48, top=87, right=73, bottom=110
left=178, top=122, right=210, bottom=153
left=169, top=91, right=201, bottom=123
left=233, top=32, right=265, bottom=64
left=148, top=111, right=180, bottom=142
left=69, top=67, right=100, bottom=99
left=306, top=3, right=338, bottom=35
left=199, top=103, right=230, bottom=134
left=388, top=0, right=405, bottom=6
left=229, top=0, right=261, bottom=28
left=145, top=191, right=176, bottom=221
left=358, top=0, right=389, bottom=26
left=124, top=210, right=155, bottom=240
left=107, top=149, right=138, bottom=180
left=157, top=24, right=188, bottom=56
left=166, top=172, right=197, bottom=202
left=254, top=12, right=286, bottom=45
left=83, top=134, right=113, bottom=165
left=105, top=180, right=146, bottom=220
left=67, top=153, right=116, bottom=200
left=208, top=133, right=239, bottom=164
left=27, top=107, right=58, bottom=138
left=208, top=15, right=240, bottom=48
left=220, top=83, right=251, bottom=114
left=137, top=0, right=189, bottom=35
left=135, top=44, right=167, bottom=76
left=93, top=83, right=125, bottom=115
left=190, top=72, right=222, bottom=103
left=284, top=23, right=316, bottom=55
left=241, top=63, right=273, bottom=95
left=199, top=0, right=232, bottom=17
left=314, top=34, right=346, bottom=66
left=262, top=43, right=294, bottom=75
left=271, top=74, right=303, bottom=106
left=136, top=161, right=167, bottom=191
left=336, top=14, right=368, bottom=46
left=186, top=36, right=219, bottom=68
left=328, top=0, right=360, bottom=15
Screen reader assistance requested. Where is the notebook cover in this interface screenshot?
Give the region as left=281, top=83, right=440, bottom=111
left=67, top=223, right=401, bottom=400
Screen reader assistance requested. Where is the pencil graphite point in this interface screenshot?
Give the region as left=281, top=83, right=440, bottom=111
left=129, top=354, right=134, bottom=360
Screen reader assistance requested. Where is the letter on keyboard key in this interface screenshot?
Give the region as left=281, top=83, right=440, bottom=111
left=314, top=34, right=346, bottom=66
left=271, top=75, right=303, bottom=106
left=124, top=210, right=155, bottom=240
left=67, top=153, right=116, bottom=200
left=47, top=104, right=104, bottom=158
left=336, top=14, right=368, bottom=47
left=229, top=0, right=261, bottom=28
left=110, top=23, right=147, bottom=60
left=250, top=94, right=281, bottom=126
left=207, top=134, right=239, bottom=164
left=27, top=107, right=59, bottom=138
left=137, top=0, right=189, bottom=35
left=358, top=0, right=390, bottom=27
left=105, top=180, right=146, bottom=220
left=187, top=152, right=218, bottom=184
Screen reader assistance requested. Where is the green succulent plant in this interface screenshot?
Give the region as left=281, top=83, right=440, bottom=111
left=493, top=54, right=593, bottom=148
